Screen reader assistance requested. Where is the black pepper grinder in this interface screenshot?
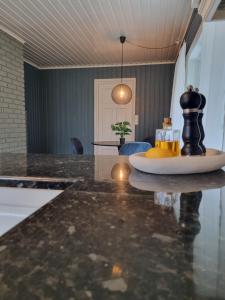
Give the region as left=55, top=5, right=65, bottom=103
left=197, top=89, right=206, bottom=154
left=180, top=86, right=206, bottom=156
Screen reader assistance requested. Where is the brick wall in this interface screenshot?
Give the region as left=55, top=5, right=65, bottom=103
left=0, top=30, right=26, bottom=153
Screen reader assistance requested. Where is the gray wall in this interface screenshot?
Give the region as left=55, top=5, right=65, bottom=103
left=25, top=63, right=175, bottom=154
left=0, top=30, right=26, bottom=153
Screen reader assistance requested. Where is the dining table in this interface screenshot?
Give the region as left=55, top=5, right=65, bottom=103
left=92, top=140, right=127, bottom=151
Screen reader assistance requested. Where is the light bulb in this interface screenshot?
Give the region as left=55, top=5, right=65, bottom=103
left=119, top=169, right=124, bottom=180
left=120, top=89, right=125, bottom=98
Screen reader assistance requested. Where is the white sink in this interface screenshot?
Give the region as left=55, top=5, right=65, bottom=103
left=0, top=187, right=62, bottom=236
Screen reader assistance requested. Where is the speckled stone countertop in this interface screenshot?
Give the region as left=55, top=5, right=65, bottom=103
left=0, top=153, right=225, bottom=300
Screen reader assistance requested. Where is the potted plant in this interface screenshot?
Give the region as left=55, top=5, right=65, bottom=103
left=111, top=121, right=132, bottom=145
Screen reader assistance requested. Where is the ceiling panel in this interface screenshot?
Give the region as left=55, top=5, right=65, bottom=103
left=0, top=0, right=193, bottom=68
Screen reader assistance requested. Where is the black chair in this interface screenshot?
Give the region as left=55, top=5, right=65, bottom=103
left=143, top=136, right=155, bottom=147
left=70, top=137, right=84, bottom=154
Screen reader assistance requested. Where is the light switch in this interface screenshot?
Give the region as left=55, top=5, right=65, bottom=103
left=135, top=114, right=139, bottom=125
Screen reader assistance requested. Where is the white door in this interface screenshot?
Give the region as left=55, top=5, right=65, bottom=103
left=94, top=78, right=136, bottom=155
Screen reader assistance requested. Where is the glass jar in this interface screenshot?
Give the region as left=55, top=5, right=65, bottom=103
left=155, top=128, right=180, bottom=156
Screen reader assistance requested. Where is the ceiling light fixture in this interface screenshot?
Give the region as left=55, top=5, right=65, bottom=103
left=111, top=36, right=132, bottom=105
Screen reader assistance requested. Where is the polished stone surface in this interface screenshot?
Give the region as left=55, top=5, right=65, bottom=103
left=0, top=153, right=225, bottom=300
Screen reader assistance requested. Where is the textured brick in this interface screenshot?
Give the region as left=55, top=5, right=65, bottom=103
left=0, top=30, right=26, bottom=153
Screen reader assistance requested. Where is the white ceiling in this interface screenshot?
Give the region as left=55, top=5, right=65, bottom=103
left=0, top=0, right=193, bottom=68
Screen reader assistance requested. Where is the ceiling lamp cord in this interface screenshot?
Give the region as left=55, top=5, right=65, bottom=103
left=121, top=39, right=123, bottom=82
left=120, top=36, right=126, bottom=83
left=126, top=39, right=180, bottom=50
left=111, top=36, right=132, bottom=105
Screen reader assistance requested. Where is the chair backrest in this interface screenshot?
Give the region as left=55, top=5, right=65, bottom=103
left=70, top=137, right=84, bottom=154
left=119, top=142, right=152, bottom=155
left=143, top=136, right=155, bottom=147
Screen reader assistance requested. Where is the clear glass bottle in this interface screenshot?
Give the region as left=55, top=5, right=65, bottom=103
left=155, top=118, right=180, bottom=156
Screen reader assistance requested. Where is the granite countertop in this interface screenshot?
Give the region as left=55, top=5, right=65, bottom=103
left=0, top=153, right=225, bottom=300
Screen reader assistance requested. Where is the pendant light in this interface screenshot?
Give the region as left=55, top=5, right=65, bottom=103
left=111, top=36, right=132, bottom=105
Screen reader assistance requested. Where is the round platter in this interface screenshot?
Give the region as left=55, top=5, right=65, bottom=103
left=128, top=149, right=225, bottom=175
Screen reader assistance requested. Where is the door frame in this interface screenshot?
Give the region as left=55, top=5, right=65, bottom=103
left=94, top=78, right=136, bottom=145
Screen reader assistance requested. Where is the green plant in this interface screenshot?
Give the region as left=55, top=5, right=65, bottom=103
left=111, top=121, right=132, bottom=138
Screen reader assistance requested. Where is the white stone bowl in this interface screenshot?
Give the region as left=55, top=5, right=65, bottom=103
left=129, top=149, right=225, bottom=175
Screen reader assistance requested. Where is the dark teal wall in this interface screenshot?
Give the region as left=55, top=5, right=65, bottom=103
left=25, top=63, right=175, bottom=154
left=25, top=63, right=46, bottom=153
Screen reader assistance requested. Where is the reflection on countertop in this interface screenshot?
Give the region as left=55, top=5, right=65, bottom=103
left=128, top=168, right=225, bottom=192
left=0, top=153, right=225, bottom=299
